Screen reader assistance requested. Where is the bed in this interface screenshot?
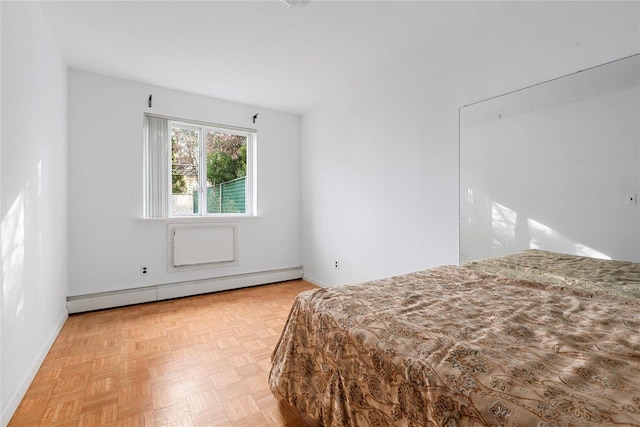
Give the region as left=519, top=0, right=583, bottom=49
left=269, top=250, right=640, bottom=426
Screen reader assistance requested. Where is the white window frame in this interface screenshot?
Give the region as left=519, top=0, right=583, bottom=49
left=144, top=113, right=257, bottom=219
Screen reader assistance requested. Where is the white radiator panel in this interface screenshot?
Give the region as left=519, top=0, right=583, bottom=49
left=170, top=223, right=236, bottom=268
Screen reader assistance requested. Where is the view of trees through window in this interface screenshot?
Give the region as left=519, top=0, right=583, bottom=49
left=171, top=124, right=247, bottom=215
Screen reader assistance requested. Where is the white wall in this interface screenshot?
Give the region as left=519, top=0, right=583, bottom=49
left=67, top=71, right=301, bottom=298
left=1, top=2, right=69, bottom=424
left=301, top=1, right=640, bottom=287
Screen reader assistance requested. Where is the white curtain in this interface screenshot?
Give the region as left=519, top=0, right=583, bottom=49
left=143, top=115, right=169, bottom=218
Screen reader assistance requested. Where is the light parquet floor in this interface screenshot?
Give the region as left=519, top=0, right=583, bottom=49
left=9, top=280, right=322, bottom=427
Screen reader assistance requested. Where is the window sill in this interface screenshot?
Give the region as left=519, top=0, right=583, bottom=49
left=136, top=215, right=261, bottom=223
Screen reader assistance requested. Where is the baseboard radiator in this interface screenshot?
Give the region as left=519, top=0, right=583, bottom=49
left=66, top=266, right=304, bottom=313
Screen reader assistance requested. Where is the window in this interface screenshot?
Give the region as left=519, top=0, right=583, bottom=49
left=144, top=114, right=256, bottom=218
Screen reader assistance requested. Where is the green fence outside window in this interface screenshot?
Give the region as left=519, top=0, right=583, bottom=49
left=193, top=177, right=246, bottom=214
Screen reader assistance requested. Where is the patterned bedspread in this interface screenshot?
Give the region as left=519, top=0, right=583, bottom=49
left=269, top=253, right=640, bottom=426
left=467, top=250, right=640, bottom=300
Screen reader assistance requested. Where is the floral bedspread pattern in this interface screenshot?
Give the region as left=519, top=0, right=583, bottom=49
left=466, top=250, right=640, bottom=300
left=269, top=263, right=640, bottom=426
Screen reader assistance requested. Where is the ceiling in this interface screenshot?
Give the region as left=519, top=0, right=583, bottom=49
left=39, top=1, right=501, bottom=115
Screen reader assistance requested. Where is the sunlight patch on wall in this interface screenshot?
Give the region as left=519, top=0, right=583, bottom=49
left=1, top=191, right=26, bottom=320
left=466, top=187, right=474, bottom=205
left=527, top=218, right=610, bottom=260
left=491, top=201, right=517, bottom=249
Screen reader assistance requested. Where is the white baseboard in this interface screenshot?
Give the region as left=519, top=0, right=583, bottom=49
left=1, top=309, right=68, bottom=427
left=67, top=287, right=158, bottom=314
left=157, top=267, right=304, bottom=300
left=67, top=267, right=304, bottom=314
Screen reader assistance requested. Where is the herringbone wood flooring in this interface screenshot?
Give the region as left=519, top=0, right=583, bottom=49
left=9, top=280, right=321, bottom=427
